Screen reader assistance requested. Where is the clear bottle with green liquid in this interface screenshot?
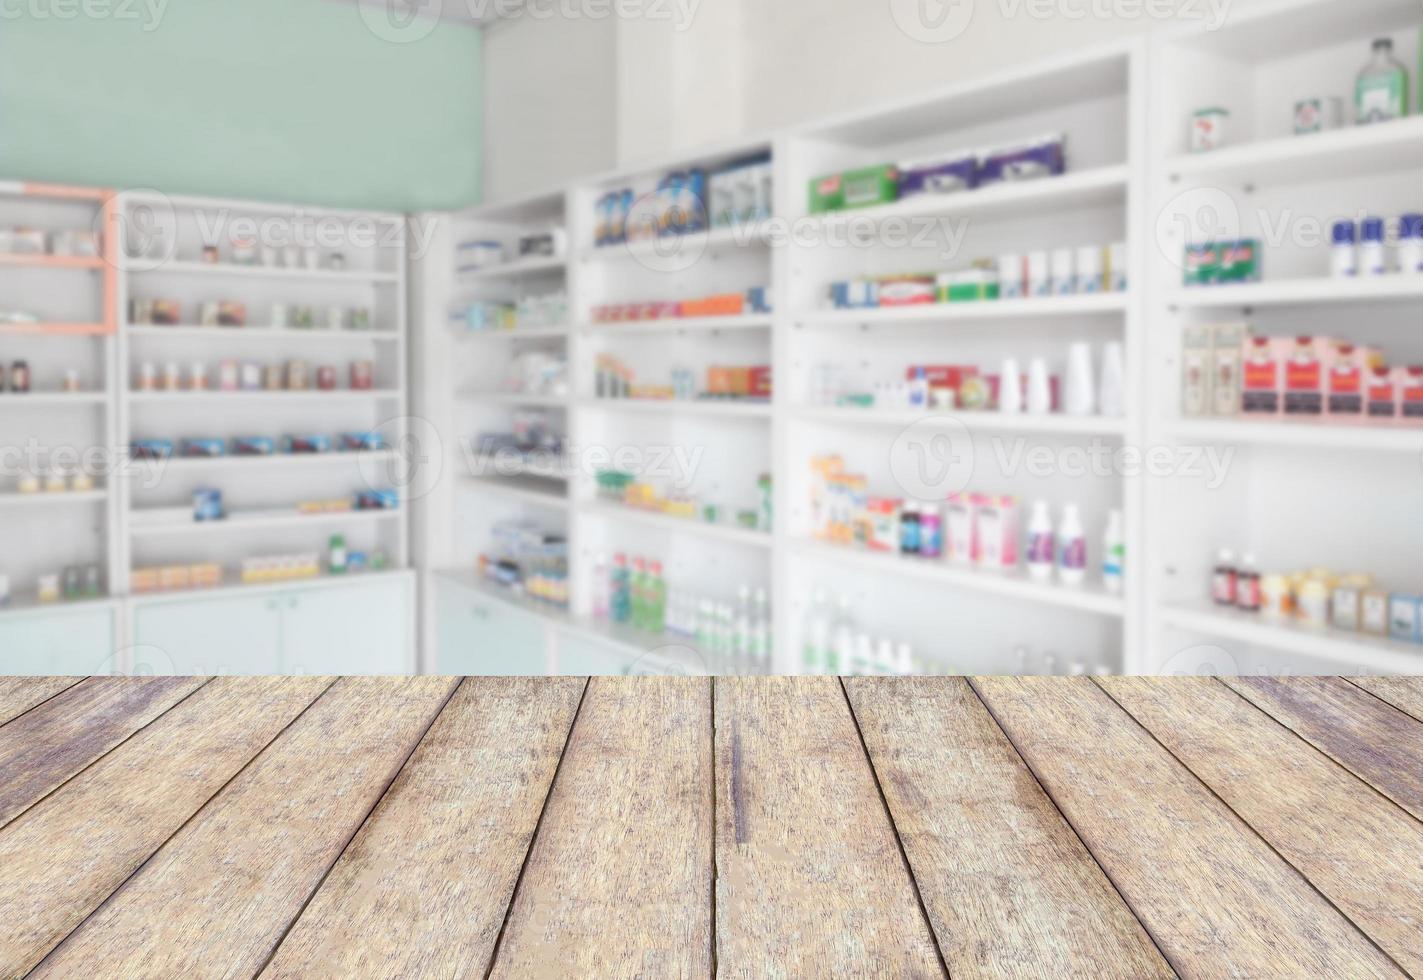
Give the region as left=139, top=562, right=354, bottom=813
left=1356, top=38, right=1409, bottom=124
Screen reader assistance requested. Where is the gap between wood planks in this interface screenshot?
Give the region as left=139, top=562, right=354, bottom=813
left=1090, top=676, right=1412, bottom=978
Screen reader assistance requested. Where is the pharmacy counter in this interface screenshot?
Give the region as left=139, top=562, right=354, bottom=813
left=2, top=675, right=1421, bottom=977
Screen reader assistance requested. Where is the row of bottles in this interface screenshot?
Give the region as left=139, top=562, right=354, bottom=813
left=593, top=553, right=772, bottom=674
left=800, top=591, right=918, bottom=676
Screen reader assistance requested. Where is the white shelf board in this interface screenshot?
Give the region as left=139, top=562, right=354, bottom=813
left=798, top=293, right=1128, bottom=326
left=127, top=325, right=402, bottom=343
left=127, top=568, right=413, bottom=608
left=1165, top=418, right=1423, bottom=453
left=155, top=450, right=400, bottom=472
left=455, top=254, right=566, bottom=281
left=0, top=489, right=108, bottom=507
left=456, top=391, right=569, bottom=408
left=455, top=325, right=569, bottom=342
left=791, top=538, right=1126, bottom=617
left=460, top=475, right=570, bottom=510
left=0, top=392, right=106, bottom=407
left=0, top=594, right=117, bottom=621
left=803, top=166, right=1128, bottom=229
left=129, top=508, right=400, bottom=538
left=1160, top=599, right=1423, bottom=675
left=791, top=406, right=1128, bottom=438
left=578, top=398, right=772, bottom=419
left=1166, top=116, right=1423, bottom=187
left=579, top=500, right=772, bottom=549
left=129, top=260, right=399, bottom=284
left=585, top=314, right=773, bottom=335
left=1168, top=276, right=1423, bottom=310
left=127, top=389, right=400, bottom=403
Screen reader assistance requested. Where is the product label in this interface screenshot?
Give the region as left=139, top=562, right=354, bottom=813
left=1027, top=532, right=1054, bottom=565
left=1242, top=356, right=1281, bottom=412
left=1060, top=539, right=1086, bottom=571
left=1328, top=364, right=1364, bottom=414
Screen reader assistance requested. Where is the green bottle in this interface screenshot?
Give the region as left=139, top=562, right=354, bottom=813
left=1356, top=38, right=1409, bottom=124
left=328, top=534, right=347, bottom=575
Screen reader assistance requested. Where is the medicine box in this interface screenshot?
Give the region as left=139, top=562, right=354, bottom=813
left=1361, top=590, right=1391, bottom=636
left=1389, top=594, right=1420, bottom=643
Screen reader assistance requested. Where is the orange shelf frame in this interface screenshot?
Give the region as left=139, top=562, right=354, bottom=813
left=0, top=253, right=105, bottom=270
left=0, top=180, right=119, bottom=335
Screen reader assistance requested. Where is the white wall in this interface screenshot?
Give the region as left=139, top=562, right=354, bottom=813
left=482, top=0, right=1271, bottom=188
left=481, top=11, right=618, bottom=200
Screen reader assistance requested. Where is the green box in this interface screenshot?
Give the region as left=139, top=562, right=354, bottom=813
left=809, top=164, right=899, bottom=213
left=808, top=173, right=845, bottom=214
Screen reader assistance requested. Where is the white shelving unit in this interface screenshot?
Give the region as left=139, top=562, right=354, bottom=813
left=1146, top=0, right=1423, bottom=676
left=424, top=42, right=1149, bottom=677
left=112, top=191, right=413, bottom=669
left=0, top=181, right=121, bottom=667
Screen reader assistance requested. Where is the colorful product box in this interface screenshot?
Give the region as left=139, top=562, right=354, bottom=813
left=1402, top=368, right=1423, bottom=419
left=1241, top=337, right=1283, bottom=415
left=1332, top=585, right=1363, bottom=631
left=945, top=493, right=977, bottom=565
left=877, top=275, right=937, bottom=306
left=1367, top=368, right=1401, bottom=418
left=1327, top=344, right=1371, bottom=416
left=1361, top=590, right=1392, bottom=636
left=1282, top=336, right=1325, bottom=416
left=973, top=494, right=1019, bottom=571
left=1389, top=595, right=1420, bottom=642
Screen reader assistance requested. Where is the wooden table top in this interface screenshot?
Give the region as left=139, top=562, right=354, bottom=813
left=1, top=675, right=1421, bottom=978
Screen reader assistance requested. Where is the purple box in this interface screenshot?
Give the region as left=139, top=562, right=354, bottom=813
left=899, top=154, right=979, bottom=197
left=978, top=134, right=1066, bottom=185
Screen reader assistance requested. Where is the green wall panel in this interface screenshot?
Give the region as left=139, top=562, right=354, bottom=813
left=0, top=0, right=482, bottom=211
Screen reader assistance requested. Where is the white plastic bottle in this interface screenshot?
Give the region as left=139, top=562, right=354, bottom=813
left=830, top=594, right=855, bottom=676
left=1064, top=342, right=1096, bottom=417
left=752, top=587, right=771, bottom=671
left=734, top=585, right=753, bottom=668
left=875, top=638, right=896, bottom=675
left=1026, top=357, right=1053, bottom=414
left=895, top=642, right=915, bottom=676
left=1103, top=509, right=1125, bottom=595
left=909, top=367, right=929, bottom=409
left=1360, top=217, right=1388, bottom=275
left=1057, top=503, right=1087, bottom=587
left=853, top=633, right=875, bottom=677
left=1099, top=342, right=1125, bottom=418
left=998, top=357, right=1023, bottom=414
left=1026, top=500, right=1055, bottom=582
left=592, top=554, right=610, bottom=619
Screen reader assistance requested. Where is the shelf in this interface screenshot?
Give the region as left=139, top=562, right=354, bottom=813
left=127, top=325, right=401, bottom=343
left=0, top=489, right=108, bottom=507
left=0, top=593, right=117, bottom=621
left=455, top=254, right=566, bottom=281
left=128, top=260, right=399, bottom=284
left=588, top=221, right=776, bottom=263
left=461, top=475, right=570, bottom=510
left=457, top=391, right=569, bottom=409
left=0, top=322, right=110, bottom=337
left=1166, top=116, right=1423, bottom=188
left=129, top=508, right=399, bottom=538
left=580, top=500, right=772, bottom=549
left=154, top=450, right=399, bottom=472
left=0, top=253, right=105, bottom=270
left=455, top=325, right=569, bottom=342
left=127, top=389, right=400, bottom=404
left=802, top=166, right=1129, bottom=229
left=587, top=314, right=773, bottom=335
left=1168, top=277, right=1423, bottom=310
left=127, top=568, right=412, bottom=607
left=791, top=406, right=1128, bottom=438
left=1160, top=599, right=1423, bottom=675
left=798, top=293, right=1128, bottom=326
left=579, top=398, right=772, bottom=419
left=0, top=391, right=106, bottom=406
left=791, top=538, right=1126, bottom=617
left=1165, top=418, right=1423, bottom=453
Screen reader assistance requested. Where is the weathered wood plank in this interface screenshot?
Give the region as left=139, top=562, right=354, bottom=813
left=0, top=677, right=82, bottom=726
left=1226, top=676, right=1423, bottom=823
left=0, top=676, right=330, bottom=978
left=1102, top=676, right=1423, bottom=974
left=30, top=676, right=459, bottom=979
left=715, top=677, right=943, bottom=977
left=845, top=677, right=1171, bottom=979
left=0, top=676, right=204, bottom=829
left=489, top=677, right=712, bottom=979
left=261, top=676, right=585, bottom=979
left=1350, top=677, right=1423, bottom=723
left=974, top=676, right=1402, bottom=979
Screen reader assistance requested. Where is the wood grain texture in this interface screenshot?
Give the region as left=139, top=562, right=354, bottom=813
left=0, top=677, right=81, bottom=726
left=30, top=676, right=459, bottom=980
left=1350, top=677, right=1423, bottom=723
left=490, top=677, right=713, bottom=979
left=1102, top=676, right=1423, bottom=975
left=1226, top=676, right=1423, bottom=823
left=0, top=676, right=204, bottom=829
left=845, top=677, right=1171, bottom=980
left=974, top=676, right=1402, bottom=979
left=262, top=676, right=585, bottom=979
left=0, top=676, right=331, bottom=978
left=715, top=677, right=943, bottom=978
